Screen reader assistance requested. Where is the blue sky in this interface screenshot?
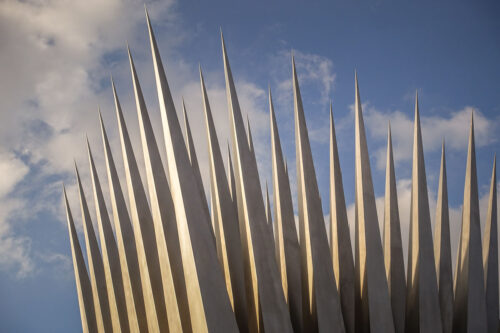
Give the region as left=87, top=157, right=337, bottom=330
left=0, top=0, right=499, bottom=331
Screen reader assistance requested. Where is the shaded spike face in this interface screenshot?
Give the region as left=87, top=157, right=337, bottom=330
left=147, top=13, right=238, bottom=332
left=453, top=117, right=487, bottom=333
left=269, top=87, right=303, bottom=332
left=200, top=68, right=249, bottom=332
left=265, top=182, right=273, bottom=230
left=64, top=188, right=98, bottom=333
left=222, top=33, right=293, bottom=332
left=227, top=146, right=237, bottom=207
left=112, top=81, right=182, bottom=332
left=483, top=157, right=498, bottom=333
left=99, top=112, right=149, bottom=332
left=329, top=105, right=356, bottom=333
left=405, top=95, right=442, bottom=333
left=87, top=142, right=130, bottom=333
left=293, top=57, right=345, bottom=332
left=183, top=100, right=212, bottom=229
left=353, top=74, right=395, bottom=333
left=433, top=143, right=453, bottom=333
left=382, top=126, right=406, bottom=333
left=75, top=166, right=113, bottom=333
left=128, top=49, right=193, bottom=332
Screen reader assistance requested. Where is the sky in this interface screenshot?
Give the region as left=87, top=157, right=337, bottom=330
left=0, top=0, right=499, bottom=331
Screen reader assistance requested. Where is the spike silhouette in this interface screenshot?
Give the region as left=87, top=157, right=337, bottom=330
left=147, top=11, right=238, bottom=332
left=87, top=141, right=130, bottom=332
left=483, top=156, right=498, bottom=333
left=433, top=142, right=453, bottom=333
left=382, top=124, right=406, bottom=333
left=222, top=31, right=293, bottom=332
left=64, top=186, right=98, bottom=333
left=293, top=55, right=345, bottom=332
left=329, top=103, right=355, bottom=333
left=353, top=72, right=395, bottom=333
left=406, top=93, right=442, bottom=332
left=75, top=164, right=113, bottom=333
left=453, top=114, right=487, bottom=332
left=99, top=110, right=148, bottom=332
left=269, top=87, right=303, bottom=332
left=128, top=48, right=192, bottom=332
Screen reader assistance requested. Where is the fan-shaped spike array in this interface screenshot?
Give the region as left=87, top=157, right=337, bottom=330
left=63, top=10, right=497, bottom=333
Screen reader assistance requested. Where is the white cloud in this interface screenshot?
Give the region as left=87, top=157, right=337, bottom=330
left=358, top=103, right=499, bottom=170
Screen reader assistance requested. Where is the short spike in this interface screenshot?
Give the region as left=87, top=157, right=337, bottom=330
left=227, top=143, right=237, bottom=205
left=99, top=111, right=148, bottom=332
left=269, top=86, right=302, bottom=332
left=87, top=140, right=130, bottom=332
left=353, top=73, right=395, bottom=332
left=222, top=32, right=293, bottom=332
left=265, top=182, right=272, bottom=227
left=483, top=155, right=498, bottom=333
left=433, top=141, right=453, bottom=333
left=293, top=55, right=345, bottom=332
left=128, top=48, right=192, bottom=332
left=147, top=13, right=238, bottom=332
left=406, top=93, right=442, bottom=332
left=329, top=103, right=355, bottom=333
left=75, top=164, right=113, bottom=333
left=112, top=80, right=181, bottom=332
left=453, top=114, right=487, bottom=332
left=64, top=186, right=98, bottom=333
left=382, top=124, right=406, bottom=333
left=200, top=67, right=248, bottom=331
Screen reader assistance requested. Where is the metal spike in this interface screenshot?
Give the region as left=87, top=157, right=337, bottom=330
left=63, top=186, right=98, bottom=333
left=293, top=56, right=345, bottom=332
left=453, top=114, right=487, bottom=332
left=222, top=32, right=293, bottom=332
left=382, top=124, right=406, bottom=333
left=265, top=182, right=272, bottom=227
left=87, top=141, right=130, bottom=332
left=353, top=73, right=395, bottom=332
left=433, top=141, right=453, bottom=333
left=147, top=12, right=238, bottom=332
left=269, top=86, right=303, bottom=332
left=329, top=103, right=355, bottom=333
left=99, top=111, right=148, bottom=332
left=128, top=48, right=192, bottom=332
left=75, top=164, right=113, bottom=333
left=200, top=67, right=248, bottom=331
left=111, top=80, right=181, bottom=332
left=406, top=93, right=442, bottom=332
left=483, top=156, right=498, bottom=333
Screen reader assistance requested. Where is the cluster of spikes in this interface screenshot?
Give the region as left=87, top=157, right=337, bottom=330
left=63, top=9, right=498, bottom=333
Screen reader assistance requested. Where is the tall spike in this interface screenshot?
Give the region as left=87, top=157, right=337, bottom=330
left=75, top=164, right=113, bottom=333
left=353, top=72, right=395, bottom=332
left=382, top=124, right=406, bottom=333
left=433, top=141, right=453, bottom=333
left=147, top=12, right=238, bottom=332
left=329, top=103, right=355, bottom=333
left=111, top=80, right=181, bottom=332
left=63, top=186, right=98, bottom=333
left=183, top=99, right=211, bottom=221
left=222, top=32, right=293, bottom=332
left=200, top=67, right=248, bottom=332
left=453, top=114, right=487, bottom=332
left=483, top=155, right=498, bottom=333
left=406, top=93, right=442, bottom=332
left=293, top=56, right=345, bottom=332
left=128, top=48, right=192, bottom=332
left=87, top=141, right=130, bottom=333
left=269, top=87, right=303, bottom=332
left=99, top=111, right=148, bottom=332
